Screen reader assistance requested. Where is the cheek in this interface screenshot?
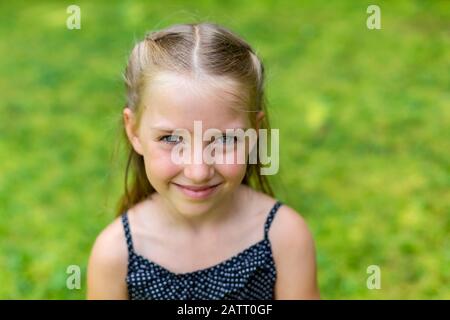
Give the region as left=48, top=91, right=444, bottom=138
left=143, top=143, right=181, bottom=182
left=215, top=163, right=247, bottom=183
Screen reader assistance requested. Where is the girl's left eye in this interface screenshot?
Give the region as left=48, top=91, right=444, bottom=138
left=216, top=135, right=237, bottom=144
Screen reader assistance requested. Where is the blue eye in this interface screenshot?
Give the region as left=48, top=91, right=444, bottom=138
left=160, top=135, right=183, bottom=144
left=217, top=135, right=237, bottom=145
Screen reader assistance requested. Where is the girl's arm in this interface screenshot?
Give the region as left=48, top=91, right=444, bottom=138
left=86, top=219, right=129, bottom=300
left=271, top=206, right=320, bottom=299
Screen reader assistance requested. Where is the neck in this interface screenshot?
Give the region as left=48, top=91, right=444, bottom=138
left=152, top=185, right=245, bottom=233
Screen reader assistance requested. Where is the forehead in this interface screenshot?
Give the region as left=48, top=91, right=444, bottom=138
left=139, top=72, right=251, bottom=132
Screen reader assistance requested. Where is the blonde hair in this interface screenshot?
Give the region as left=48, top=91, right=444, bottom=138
left=117, top=22, right=274, bottom=216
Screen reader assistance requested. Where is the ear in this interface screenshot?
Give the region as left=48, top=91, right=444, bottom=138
left=255, top=111, right=265, bottom=131
left=123, top=107, right=144, bottom=155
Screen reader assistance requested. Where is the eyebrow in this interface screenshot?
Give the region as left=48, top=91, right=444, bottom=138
left=150, top=126, right=248, bottom=133
left=150, top=127, right=177, bottom=133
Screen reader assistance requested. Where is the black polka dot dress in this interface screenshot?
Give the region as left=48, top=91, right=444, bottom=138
left=121, top=201, right=283, bottom=300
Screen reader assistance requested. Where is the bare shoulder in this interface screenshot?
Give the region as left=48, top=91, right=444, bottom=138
left=270, top=204, right=314, bottom=249
left=89, top=216, right=128, bottom=269
left=269, top=203, right=321, bottom=299
left=86, top=215, right=128, bottom=300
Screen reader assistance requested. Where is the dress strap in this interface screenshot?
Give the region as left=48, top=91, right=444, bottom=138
left=264, top=201, right=283, bottom=240
left=121, top=212, right=135, bottom=254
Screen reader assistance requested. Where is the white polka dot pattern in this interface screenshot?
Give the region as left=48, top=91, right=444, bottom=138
left=121, top=201, right=283, bottom=300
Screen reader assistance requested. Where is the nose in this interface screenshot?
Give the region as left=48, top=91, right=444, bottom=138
left=183, top=161, right=215, bottom=184
left=183, top=145, right=215, bottom=183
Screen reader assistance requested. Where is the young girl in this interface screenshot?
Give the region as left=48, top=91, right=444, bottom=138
left=87, top=23, right=319, bottom=300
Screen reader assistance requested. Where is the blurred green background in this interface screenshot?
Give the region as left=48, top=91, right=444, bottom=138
left=0, top=0, right=448, bottom=299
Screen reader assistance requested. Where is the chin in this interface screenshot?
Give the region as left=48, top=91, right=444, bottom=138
left=172, top=200, right=216, bottom=217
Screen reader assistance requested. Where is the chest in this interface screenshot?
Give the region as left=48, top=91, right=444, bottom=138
left=134, top=214, right=266, bottom=274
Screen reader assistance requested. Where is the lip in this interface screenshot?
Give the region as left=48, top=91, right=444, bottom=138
left=173, top=183, right=221, bottom=199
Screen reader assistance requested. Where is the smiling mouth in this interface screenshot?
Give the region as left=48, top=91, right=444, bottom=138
left=173, top=183, right=220, bottom=191
left=172, top=183, right=221, bottom=199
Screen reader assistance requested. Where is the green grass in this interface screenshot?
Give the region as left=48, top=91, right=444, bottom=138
left=0, top=0, right=448, bottom=299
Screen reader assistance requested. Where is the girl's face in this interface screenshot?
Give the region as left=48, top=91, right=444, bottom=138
left=124, top=72, right=264, bottom=217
